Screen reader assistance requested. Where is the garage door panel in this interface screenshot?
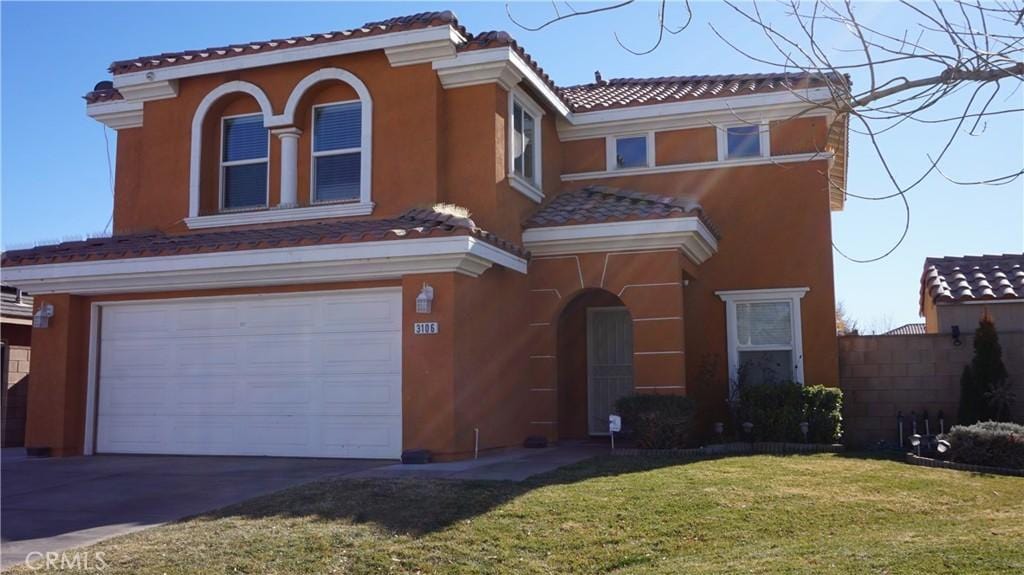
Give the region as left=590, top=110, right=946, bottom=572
left=321, top=335, right=401, bottom=374
left=98, top=379, right=167, bottom=413
left=101, top=307, right=173, bottom=338
left=322, top=376, right=401, bottom=413
left=100, top=342, right=171, bottom=375
left=322, top=296, right=401, bottom=331
left=96, top=289, right=402, bottom=459
left=243, top=301, right=316, bottom=329
left=175, top=305, right=242, bottom=334
left=175, top=342, right=241, bottom=375
left=243, top=336, right=315, bottom=374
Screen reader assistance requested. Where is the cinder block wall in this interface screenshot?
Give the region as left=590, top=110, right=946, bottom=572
left=839, top=331, right=1024, bottom=447
left=3, top=345, right=31, bottom=447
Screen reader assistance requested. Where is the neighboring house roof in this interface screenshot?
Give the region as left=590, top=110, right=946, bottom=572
left=919, top=253, right=1024, bottom=314
left=0, top=284, right=33, bottom=320
left=558, top=73, right=834, bottom=112
left=86, top=10, right=839, bottom=115
left=524, top=186, right=719, bottom=237
left=0, top=209, right=527, bottom=268
left=885, top=323, right=926, bottom=336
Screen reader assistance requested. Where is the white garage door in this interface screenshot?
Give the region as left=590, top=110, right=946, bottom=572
left=95, top=289, right=402, bottom=459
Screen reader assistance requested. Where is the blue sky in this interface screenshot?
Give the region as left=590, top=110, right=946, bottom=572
left=2, top=1, right=1021, bottom=330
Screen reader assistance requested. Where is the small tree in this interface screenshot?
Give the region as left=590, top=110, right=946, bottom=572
left=958, top=312, right=1011, bottom=424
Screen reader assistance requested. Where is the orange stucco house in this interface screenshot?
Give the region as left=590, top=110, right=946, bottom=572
left=2, top=11, right=847, bottom=461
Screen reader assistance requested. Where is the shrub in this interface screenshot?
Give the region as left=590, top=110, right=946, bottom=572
left=945, top=421, right=1024, bottom=470
left=615, top=394, right=695, bottom=449
left=803, top=385, right=843, bottom=443
left=958, top=313, right=1013, bottom=424
left=737, top=381, right=805, bottom=442
left=737, top=382, right=844, bottom=443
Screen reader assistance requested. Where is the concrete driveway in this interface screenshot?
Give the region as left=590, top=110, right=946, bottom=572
left=0, top=451, right=387, bottom=569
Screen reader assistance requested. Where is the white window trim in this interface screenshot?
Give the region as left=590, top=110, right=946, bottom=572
left=716, top=122, right=771, bottom=162
left=716, top=287, right=809, bottom=389
left=508, top=87, right=544, bottom=203
left=606, top=132, right=656, bottom=171
left=309, top=99, right=363, bottom=205
left=219, top=112, right=270, bottom=212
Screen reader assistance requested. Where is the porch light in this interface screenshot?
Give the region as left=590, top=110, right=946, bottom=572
left=416, top=283, right=434, bottom=314
left=32, top=303, right=54, bottom=329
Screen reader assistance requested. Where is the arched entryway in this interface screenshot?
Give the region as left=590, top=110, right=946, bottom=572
left=556, top=289, right=634, bottom=439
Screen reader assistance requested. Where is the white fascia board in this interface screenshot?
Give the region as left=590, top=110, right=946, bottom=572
left=86, top=99, right=144, bottom=130
left=522, top=217, right=718, bottom=264
left=561, top=152, right=832, bottom=182
left=115, top=80, right=179, bottom=102
left=433, top=47, right=570, bottom=116
left=559, top=102, right=834, bottom=141
left=112, top=26, right=463, bottom=89
left=2, top=236, right=527, bottom=295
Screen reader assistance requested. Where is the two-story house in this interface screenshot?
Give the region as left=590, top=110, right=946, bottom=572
left=2, top=11, right=847, bottom=461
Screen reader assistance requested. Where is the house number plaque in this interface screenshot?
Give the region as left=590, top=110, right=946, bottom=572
left=413, top=322, right=439, bottom=335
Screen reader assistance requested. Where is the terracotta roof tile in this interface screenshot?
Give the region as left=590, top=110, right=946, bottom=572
left=1, top=208, right=527, bottom=268
left=107, top=11, right=466, bottom=75
left=919, top=253, right=1024, bottom=314
left=558, top=73, right=840, bottom=112
left=91, top=12, right=838, bottom=115
left=524, top=185, right=719, bottom=237
left=884, top=323, right=927, bottom=336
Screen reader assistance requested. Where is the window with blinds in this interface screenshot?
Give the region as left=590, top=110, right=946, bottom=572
left=736, top=301, right=794, bottom=384
left=221, top=114, right=269, bottom=210
left=312, top=102, right=361, bottom=203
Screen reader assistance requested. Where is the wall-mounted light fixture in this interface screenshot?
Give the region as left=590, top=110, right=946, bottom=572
left=416, top=283, right=434, bottom=314
left=32, top=303, right=54, bottom=329
left=951, top=325, right=962, bottom=347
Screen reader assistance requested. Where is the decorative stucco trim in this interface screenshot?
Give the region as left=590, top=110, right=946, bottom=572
left=433, top=47, right=570, bottom=116
left=184, top=201, right=375, bottom=229
left=111, top=26, right=464, bottom=89
left=522, top=217, right=718, bottom=264
left=86, top=99, right=144, bottom=130
left=2, top=236, right=528, bottom=295
left=561, top=151, right=832, bottom=181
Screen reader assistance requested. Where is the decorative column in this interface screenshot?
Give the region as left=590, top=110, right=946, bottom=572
left=272, top=127, right=302, bottom=208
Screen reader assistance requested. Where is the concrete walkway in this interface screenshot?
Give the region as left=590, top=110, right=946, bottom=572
left=0, top=445, right=601, bottom=569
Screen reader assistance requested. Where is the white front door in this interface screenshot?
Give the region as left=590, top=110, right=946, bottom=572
left=587, top=307, right=634, bottom=435
left=94, top=289, right=402, bottom=459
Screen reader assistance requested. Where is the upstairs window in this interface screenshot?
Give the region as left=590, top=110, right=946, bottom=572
left=221, top=114, right=268, bottom=210
left=725, top=125, right=763, bottom=159
left=511, top=99, right=539, bottom=184
left=614, top=135, right=649, bottom=169
left=312, top=101, right=362, bottom=203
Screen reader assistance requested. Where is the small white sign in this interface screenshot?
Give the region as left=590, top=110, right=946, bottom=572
left=608, top=414, right=622, bottom=433
left=413, top=322, right=439, bottom=335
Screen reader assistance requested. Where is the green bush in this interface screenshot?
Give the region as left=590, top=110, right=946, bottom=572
left=803, top=385, right=843, bottom=443
left=737, top=381, right=805, bottom=442
left=615, top=394, right=695, bottom=449
left=945, top=421, right=1024, bottom=470
left=737, top=382, right=843, bottom=443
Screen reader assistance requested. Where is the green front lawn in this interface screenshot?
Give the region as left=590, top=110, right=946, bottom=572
left=19, top=454, right=1024, bottom=574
